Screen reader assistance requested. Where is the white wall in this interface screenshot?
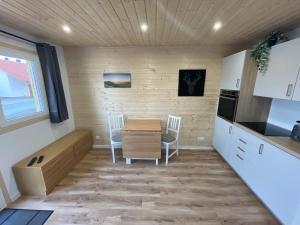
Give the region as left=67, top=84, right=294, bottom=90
left=0, top=25, right=75, bottom=201
left=267, top=99, right=300, bottom=130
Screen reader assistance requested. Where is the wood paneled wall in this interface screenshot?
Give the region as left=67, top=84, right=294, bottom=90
left=64, top=46, right=223, bottom=147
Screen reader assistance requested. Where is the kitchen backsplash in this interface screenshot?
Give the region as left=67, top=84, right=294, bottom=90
left=268, top=98, right=300, bottom=130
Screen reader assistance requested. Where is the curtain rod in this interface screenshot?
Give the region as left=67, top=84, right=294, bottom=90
left=0, top=29, right=38, bottom=45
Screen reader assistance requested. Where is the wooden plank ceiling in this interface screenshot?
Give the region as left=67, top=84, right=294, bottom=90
left=0, top=0, right=300, bottom=47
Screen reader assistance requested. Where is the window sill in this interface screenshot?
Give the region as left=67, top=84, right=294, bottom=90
left=0, top=114, right=49, bottom=135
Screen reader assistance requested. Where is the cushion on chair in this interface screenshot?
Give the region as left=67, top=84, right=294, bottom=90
left=161, top=133, right=176, bottom=143
left=112, top=133, right=122, bottom=142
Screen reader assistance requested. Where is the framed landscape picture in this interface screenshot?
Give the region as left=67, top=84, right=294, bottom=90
left=178, top=69, right=206, bottom=96
left=103, top=73, right=131, bottom=88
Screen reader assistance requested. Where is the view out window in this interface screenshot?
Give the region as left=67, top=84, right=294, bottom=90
left=0, top=46, right=46, bottom=126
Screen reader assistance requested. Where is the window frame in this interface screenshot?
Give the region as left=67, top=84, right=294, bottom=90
left=0, top=38, right=49, bottom=129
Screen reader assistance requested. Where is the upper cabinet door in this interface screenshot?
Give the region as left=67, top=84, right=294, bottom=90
left=220, top=50, right=247, bottom=90
left=291, top=68, right=300, bottom=101
left=254, top=38, right=300, bottom=100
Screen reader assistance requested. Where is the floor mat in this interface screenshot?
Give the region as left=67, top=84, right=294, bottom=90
left=0, top=208, right=53, bottom=225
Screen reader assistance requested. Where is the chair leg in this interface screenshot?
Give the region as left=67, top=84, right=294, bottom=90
left=176, top=141, right=179, bottom=156
left=111, top=144, right=116, bottom=164
left=165, top=144, right=169, bottom=165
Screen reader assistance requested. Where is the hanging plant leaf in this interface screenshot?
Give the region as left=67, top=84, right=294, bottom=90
left=251, top=31, right=288, bottom=73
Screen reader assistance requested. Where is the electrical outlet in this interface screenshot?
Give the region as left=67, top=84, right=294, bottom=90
left=197, top=136, right=205, bottom=142
left=95, top=136, right=100, bottom=140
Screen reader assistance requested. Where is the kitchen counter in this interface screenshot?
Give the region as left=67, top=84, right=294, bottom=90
left=234, top=122, right=300, bottom=159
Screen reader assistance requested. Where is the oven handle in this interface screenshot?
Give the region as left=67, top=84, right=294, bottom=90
left=219, top=96, right=237, bottom=100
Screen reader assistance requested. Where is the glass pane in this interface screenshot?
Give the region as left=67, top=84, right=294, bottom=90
left=0, top=55, right=43, bottom=121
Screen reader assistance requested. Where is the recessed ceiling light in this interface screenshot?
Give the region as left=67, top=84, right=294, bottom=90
left=62, top=25, right=71, bottom=33
left=140, top=23, right=148, bottom=32
left=213, top=21, right=222, bottom=31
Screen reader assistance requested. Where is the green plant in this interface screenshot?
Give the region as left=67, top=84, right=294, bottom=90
left=251, top=31, right=288, bottom=72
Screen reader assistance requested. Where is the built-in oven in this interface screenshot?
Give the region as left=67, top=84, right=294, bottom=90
left=217, top=89, right=239, bottom=122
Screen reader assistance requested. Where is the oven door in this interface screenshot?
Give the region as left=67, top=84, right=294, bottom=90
left=217, top=96, right=238, bottom=122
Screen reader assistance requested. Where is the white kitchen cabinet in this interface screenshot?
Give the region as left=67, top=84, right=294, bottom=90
left=230, top=124, right=300, bottom=225
left=219, top=50, right=247, bottom=90
left=253, top=141, right=300, bottom=225
left=254, top=37, right=300, bottom=100
left=212, top=116, right=233, bottom=161
left=230, top=126, right=262, bottom=181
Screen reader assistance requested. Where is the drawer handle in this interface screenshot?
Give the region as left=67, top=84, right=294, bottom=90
left=236, top=79, right=240, bottom=88
left=286, top=84, right=293, bottom=97
left=239, top=138, right=247, bottom=144
left=237, top=146, right=245, bottom=153
left=236, top=154, right=244, bottom=160
left=259, top=144, right=264, bottom=154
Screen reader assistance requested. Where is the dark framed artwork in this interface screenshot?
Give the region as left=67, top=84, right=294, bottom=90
left=178, top=69, right=206, bottom=96
left=103, top=73, right=131, bottom=88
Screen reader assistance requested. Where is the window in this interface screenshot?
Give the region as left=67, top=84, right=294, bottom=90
left=0, top=45, right=47, bottom=127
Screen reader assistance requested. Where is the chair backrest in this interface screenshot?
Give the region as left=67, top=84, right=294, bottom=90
left=107, top=113, right=124, bottom=139
left=166, top=115, right=181, bottom=140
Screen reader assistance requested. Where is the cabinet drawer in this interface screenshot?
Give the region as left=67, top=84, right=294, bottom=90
left=233, top=126, right=262, bottom=146
left=232, top=126, right=263, bottom=157
left=230, top=151, right=244, bottom=175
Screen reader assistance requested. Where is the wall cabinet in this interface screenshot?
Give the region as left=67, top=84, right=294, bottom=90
left=212, top=116, right=233, bottom=161
left=292, top=72, right=300, bottom=101
left=230, top=125, right=300, bottom=225
left=219, top=50, right=247, bottom=90
left=254, top=38, right=300, bottom=100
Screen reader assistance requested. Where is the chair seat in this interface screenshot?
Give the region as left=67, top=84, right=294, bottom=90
left=161, top=133, right=176, bottom=143
left=112, top=133, right=122, bottom=142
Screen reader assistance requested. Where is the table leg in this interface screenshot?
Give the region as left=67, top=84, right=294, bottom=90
left=126, top=158, right=131, bottom=165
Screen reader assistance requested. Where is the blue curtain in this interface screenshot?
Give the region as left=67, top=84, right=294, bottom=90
left=36, top=43, right=69, bottom=123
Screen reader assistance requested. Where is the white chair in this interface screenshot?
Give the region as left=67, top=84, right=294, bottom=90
left=162, top=115, right=182, bottom=165
left=108, top=113, right=124, bottom=163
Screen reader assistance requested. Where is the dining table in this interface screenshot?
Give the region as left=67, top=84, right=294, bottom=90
left=122, top=119, right=162, bottom=165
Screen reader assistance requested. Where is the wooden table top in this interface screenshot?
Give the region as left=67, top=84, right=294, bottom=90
left=123, top=119, right=161, bottom=132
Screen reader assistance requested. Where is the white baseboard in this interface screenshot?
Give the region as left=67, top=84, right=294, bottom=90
left=179, top=145, right=214, bottom=150
left=93, top=144, right=111, bottom=149
left=92, top=144, right=213, bottom=151
left=10, top=191, right=21, bottom=202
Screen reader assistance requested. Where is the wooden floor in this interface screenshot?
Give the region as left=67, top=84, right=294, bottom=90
left=10, top=149, right=280, bottom=225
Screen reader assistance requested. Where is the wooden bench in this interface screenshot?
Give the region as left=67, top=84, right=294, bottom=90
left=13, top=130, right=92, bottom=196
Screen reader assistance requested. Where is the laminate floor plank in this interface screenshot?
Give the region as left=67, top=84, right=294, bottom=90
left=9, top=150, right=280, bottom=225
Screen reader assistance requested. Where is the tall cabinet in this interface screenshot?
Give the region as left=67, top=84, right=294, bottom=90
left=213, top=49, right=271, bottom=160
